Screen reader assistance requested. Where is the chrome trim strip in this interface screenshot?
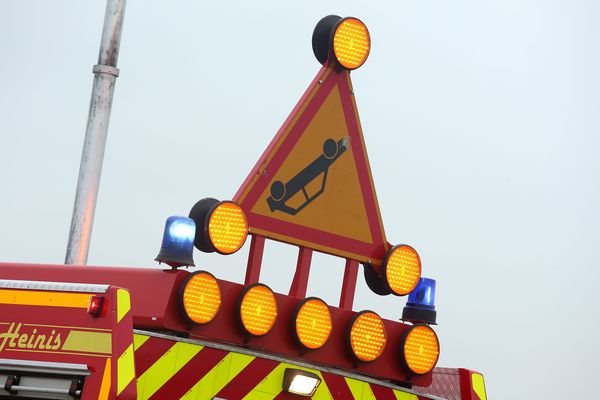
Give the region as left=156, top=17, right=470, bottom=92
left=0, top=358, right=90, bottom=376
left=0, top=280, right=108, bottom=293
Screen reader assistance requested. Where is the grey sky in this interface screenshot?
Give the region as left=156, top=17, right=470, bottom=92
left=2, top=1, right=600, bottom=399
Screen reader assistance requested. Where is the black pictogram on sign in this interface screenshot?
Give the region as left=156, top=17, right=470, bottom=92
left=266, top=137, right=349, bottom=216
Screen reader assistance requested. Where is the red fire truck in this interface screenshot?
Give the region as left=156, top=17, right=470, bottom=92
left=0, top=15, right=486, bottom=400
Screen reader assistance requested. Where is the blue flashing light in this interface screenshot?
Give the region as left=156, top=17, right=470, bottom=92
left=169, top=217, right=196, bottom=241
left=402, top=277, right=437, bottom=324
left=407, top=278, right=436, bottom=309
left=155, top=216, right=196, bottom=268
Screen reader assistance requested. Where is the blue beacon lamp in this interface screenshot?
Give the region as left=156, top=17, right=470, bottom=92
left=402, top=277, right=437, bottom=324
left=155, top=216, right=196, bottom=268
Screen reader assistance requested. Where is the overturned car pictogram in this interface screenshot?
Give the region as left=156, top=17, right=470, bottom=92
left=266, top=137, right=349, bottom=215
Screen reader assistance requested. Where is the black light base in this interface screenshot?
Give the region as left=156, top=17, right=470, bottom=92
left=363, top=264, right=392, bottom=296
left=402, top=305, right=437, bottom=325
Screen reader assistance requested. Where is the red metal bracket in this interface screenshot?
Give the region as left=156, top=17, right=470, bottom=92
left=339, top=259, right=359, bottom=310
left=244, top=235, right=265, bottom=285
left=288, top=247, right=313, bottom=297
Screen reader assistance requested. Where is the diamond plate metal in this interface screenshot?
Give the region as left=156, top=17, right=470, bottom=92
left=413, top=367, right=462, bottom=400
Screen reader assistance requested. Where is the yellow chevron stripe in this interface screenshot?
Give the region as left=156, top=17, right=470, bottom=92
left=116, top=289, right=131, bottom=323
left=117, top=343, right=135, bottom=395
left=345, top=377, right=363, bottom=399
left=127, top=335, right=419, bottom=400
left=136, top=342, right=203, bottom=400
left=472, top=373, right=487, bottom=400
left=393, top=390, right=418, bottom=400
left=242, top=362, right=285, bottom=400
left=98, top=358, right=111, bottom=400
left=243, top=362, right=332, bottom=400
left=345, top=377, right=376, bottom=400
left=347, top=378, right=418, bottom=400
left=133, top=333, right=150, bottom=350
left=179, top=352, right=255, bottom=400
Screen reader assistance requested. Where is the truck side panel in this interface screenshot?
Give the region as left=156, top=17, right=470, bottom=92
left=0, top=282, right=136, bottom=400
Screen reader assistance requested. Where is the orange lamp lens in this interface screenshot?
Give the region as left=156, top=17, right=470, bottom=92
left=208, top=202, right=248, bottom=254
left=348, top=311, right=387, bottom=362
left=294, top=298, right=332, bottom=350
left=403, top=325, right=440, bottom=374
left=239, top=284, right=278, bottom=336
left=385, top=245, right=422, bottom=296
left=332, top=18, right=370, bottom=70
left=181, top=271, right=221, bottom=324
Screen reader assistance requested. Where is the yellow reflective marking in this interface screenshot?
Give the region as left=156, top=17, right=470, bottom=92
left=136, top=342, right=202, bottom=400
left=0, top=290, right=90, bottom=308
left=117, top=343, right=135, bottom=395
left=345, top=377, right=376, bottom=400
left=243, top=362, right=331, bottom=400
left=98, top=358, right=111, bottom=400
left=116, top=289, right=131, bottom=323
left=242, top=362, right=285, bottom=400
left=133, top=333, right=150, bottom=350
left=180, top=352, right=255, bottom=400
left=472, top=373, right=487, bottom=400
left=62, top=331, right=111, bottom=354
left=393, top=389, right=418, bottom=400
left=345, top=377, right=362, bottom=399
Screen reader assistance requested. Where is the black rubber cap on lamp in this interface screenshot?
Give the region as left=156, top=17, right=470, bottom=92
left=312, top=15, right=342, bottom=65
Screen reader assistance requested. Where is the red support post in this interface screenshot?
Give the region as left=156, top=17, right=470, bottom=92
left=244, top=235, right=265, bottom=285
left=288, top=247, right=313, bottom=298
left=339, top=259, right=359, bottom=310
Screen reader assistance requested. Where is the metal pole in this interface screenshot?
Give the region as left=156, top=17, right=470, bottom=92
left=65, top=0, right=127, bottom=265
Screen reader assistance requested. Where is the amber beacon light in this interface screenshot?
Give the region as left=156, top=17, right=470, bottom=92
left=333, top=18, right=370, bottom=69
left=383, top=245, right=422, bottom=296
left=312, top=15, right=370, bottom=70
left=180, top=271, right=221, bottom=324
left=238, top=283, right=278, bottom=336
left=347, top=311, right=387, bottom=362
left=401, top=324, right=440, bottom=375
left=293, top=298, right=332, bottom=350
left=189, top=198, right=249, bottom=255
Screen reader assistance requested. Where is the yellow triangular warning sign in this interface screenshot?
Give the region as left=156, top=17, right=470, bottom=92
left=234, top=63, right=389, bottom=265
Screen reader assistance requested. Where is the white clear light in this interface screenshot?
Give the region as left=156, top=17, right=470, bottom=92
left=170, top=220, right=195, bottom=240
left=288, top=374, right=320, bottom=395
